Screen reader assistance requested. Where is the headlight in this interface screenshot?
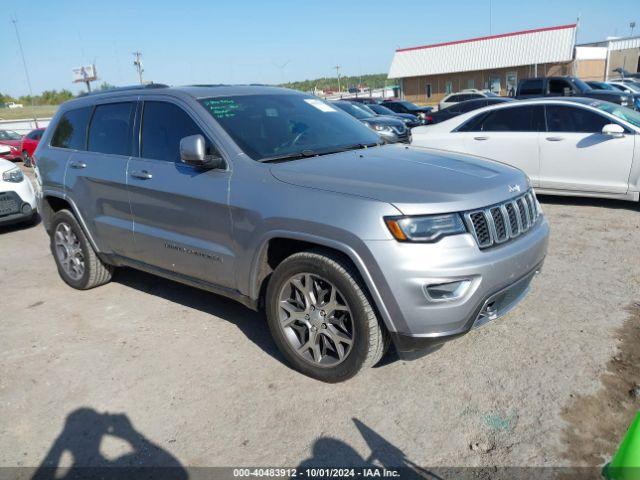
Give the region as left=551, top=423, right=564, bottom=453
left=372, top=124, right=393, bottom=133
left=2, top=166, right=24, bottom=183
left=385, top=214, right=466, bottom=242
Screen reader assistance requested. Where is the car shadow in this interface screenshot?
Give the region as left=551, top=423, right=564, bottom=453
left=0, top=213, right=41, bottom=234
left=537, top=193, right=639, bottom=212
left=112, top=267, right=399, bottom=371
left=32, top=407, right=188, bottom=480
left=112, top=267, right=286, bottom=365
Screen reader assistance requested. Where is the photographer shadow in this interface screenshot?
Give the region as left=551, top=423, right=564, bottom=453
left=32, top=407, right=187, bottom=480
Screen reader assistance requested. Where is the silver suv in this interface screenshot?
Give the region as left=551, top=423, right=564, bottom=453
left=35, top=85, right=549, bottom=382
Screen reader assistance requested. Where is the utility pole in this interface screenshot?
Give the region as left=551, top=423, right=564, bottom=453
left=334, top=65, right=341, bottom=92
left=489, top=0, right=492, bottom=35
left=10, top=16, right=38, bottom=127
left=133, top=51, right=144, bottom=85
left=631, top=22, right=636, bottom=37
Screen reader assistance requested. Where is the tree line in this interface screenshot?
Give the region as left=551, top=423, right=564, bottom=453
left=1, top=82, right=117, bottom=107
left=280, top=73, right=390, bottom=93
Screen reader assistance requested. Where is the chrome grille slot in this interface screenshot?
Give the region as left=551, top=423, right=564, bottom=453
left=490, top=207, right=508, bottom=242
left=464, top=190, right=541, bottom=250
left=469, top=211, right=492, bottom=248
left=516, top=198, right=529, bottom=231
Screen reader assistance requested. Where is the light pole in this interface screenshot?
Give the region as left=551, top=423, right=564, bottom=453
left=334, top=65, right=341, bottom=92
left=631, top=22, right=636, bottom=37
left=133, top=51, right=144, bottom=85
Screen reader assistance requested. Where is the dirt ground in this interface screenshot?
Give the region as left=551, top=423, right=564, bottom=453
left=0, top=168, right=639, bottom=475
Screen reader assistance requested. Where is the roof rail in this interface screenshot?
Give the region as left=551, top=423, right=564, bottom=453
left=79, top=83, right=169, bottom=97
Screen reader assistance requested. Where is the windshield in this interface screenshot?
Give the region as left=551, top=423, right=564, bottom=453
left=352, top=103, right=377, bottom=116
left=595, top=103, right=640, bottom=128
left=574, top=78, right=593, bottom=92
left=398, top=101, right=420, bottom=110
left=620, top=82, right=640, bottom=93
left=332, top=101, right=372, bottom=120
left=0, top=130, right=22, bottom=141
left=369, top=104, right=396, bottom=115
left=199, top=94, right=379, bottom=161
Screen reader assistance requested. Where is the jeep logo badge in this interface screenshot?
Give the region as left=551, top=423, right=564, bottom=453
left=508, top=184, right=521, bottom=193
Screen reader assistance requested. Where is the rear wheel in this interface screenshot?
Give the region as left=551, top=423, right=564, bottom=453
left=266, top=250, right=389, bottom=382
left=49, top=209, right=113, bottom=289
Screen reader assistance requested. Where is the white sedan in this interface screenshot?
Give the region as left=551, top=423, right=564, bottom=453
left=0, top=145, right=37, bottom=225
left=411, top=98, right=640, bottom=202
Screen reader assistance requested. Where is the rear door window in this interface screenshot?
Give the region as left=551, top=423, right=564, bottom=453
left=87, top=102, right=135, bottom=156
left=51, top=107, right=92, bottom=150
left=459, top=106, right=544, bottom=132
left=140, top=101, right=206, bottom=162
left=548, top=79, right=573, bottom=96
left=518, top=79, right=543, bottom=95
left=545, top=105, right=610, bottom=133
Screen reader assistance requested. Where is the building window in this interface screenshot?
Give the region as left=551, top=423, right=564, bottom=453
left=489, top=75, right=501, bottom=95
left=506, top=72, right=517, bottom=97
left=467, top=79, right=475, bottom=89
left=426, top=83, right=432, bottom=98
left=445, top=81, right=453, bottom=94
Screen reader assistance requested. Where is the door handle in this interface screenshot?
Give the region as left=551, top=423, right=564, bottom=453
left=546, top=137, right=564, bottom=142
left=69, top=161, right=87, bottom=169
left=130, top=170, right=153, bottom=180
left=473, top=136, right=489, bottom=141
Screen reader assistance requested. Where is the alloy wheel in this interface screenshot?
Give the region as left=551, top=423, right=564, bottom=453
left=278, top=273, right=355, bottom=367
left=54, top=222, right=85, bottom=281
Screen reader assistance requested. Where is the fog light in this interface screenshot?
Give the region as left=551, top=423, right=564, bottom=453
left=424, top=279, right=471, bottom=302
left=21, top=204, right=32, bottom=215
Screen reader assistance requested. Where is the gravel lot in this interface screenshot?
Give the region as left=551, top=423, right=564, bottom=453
left=1, top=168, right=639, bottom=475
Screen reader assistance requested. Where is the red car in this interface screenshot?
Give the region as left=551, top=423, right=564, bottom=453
left=0, top=130, right=24, bottom=162
left=20, top=128, right=45, bottom=167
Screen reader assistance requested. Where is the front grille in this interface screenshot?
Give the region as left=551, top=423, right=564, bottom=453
left=392, top=125, right=406, bottom=135
left=464, top=190, right=541, bottom=249
left=0, top=192, right=21, bottom=217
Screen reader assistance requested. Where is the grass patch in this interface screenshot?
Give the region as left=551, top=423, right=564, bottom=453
left=0, top=105, right=59, bottom=121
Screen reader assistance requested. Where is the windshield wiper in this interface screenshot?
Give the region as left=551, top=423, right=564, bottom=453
left=260, top=150, right=318, bottom=163
left=333, top=142, right=383, bottom=152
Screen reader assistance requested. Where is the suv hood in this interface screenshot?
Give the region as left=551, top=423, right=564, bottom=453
left=270, top=144, right=528, bottom=215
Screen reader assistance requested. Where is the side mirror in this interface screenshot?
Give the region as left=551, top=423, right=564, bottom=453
left=602, top=123, right=625, bottom=137
left=180, top=134, right=225, bottom=169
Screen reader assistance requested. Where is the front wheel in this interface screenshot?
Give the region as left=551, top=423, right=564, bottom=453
left=266, top=250, right=389, bottom=382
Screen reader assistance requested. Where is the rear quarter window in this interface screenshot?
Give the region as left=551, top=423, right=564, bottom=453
left=51, top=107, right=92, bottom=150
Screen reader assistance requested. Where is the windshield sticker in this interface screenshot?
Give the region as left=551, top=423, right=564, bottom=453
left=202, top=99, right=240, bottom=119
left=304, top=99, right=337, bottom=113
left=265, top=108, right=279, bottom=117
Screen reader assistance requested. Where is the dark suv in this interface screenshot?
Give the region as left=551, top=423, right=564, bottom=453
left=516, top=76, right=636, bottom=109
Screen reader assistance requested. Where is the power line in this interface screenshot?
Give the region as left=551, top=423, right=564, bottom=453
left=10, top=16, right=38, bottom=126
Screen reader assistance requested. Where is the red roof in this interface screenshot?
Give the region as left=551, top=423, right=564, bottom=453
left=396, top=24, right=577, bottom=53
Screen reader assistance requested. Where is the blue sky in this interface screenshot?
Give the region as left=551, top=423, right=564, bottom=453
left=1, top=0, right=638, bottom=97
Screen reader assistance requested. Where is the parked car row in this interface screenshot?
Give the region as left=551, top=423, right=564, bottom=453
left=0, top=127, right=45, bottom=166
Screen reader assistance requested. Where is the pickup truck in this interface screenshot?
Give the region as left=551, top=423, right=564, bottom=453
left=516, top=76, right=636, bottom=109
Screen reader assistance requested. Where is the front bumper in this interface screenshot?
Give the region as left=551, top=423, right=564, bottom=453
left=0, top=176, right=37, bottom=225
left=365, top=216, right=549, bottom=352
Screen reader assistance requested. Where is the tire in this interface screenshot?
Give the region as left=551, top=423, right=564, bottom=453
left=266, top=249, right=389, bottom=382
left=22, top=151, right=31, bottom=167
left=49, top=209, right=113, bottom=290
